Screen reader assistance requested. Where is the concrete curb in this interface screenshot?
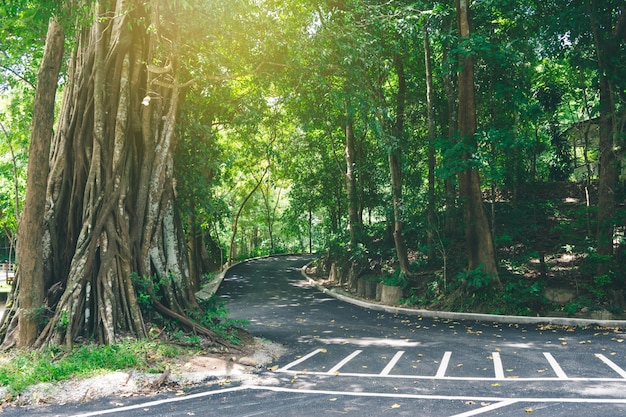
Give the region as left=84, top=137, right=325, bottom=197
left=301, top=267, right=626, bottom=329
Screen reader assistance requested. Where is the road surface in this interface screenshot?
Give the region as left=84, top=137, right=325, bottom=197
left=13, top=255, right=626, bottom=416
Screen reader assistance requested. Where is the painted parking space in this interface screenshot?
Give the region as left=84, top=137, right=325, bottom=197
left=277, top=347, right=626, bottom=382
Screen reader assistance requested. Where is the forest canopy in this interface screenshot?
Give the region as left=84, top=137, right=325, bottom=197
left=0, top=0, right=624, bottom=348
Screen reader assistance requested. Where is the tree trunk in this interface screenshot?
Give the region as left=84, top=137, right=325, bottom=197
left=588, top=2, right=626, bottom=274
left=14, top=18, right=65, bottom=348
left=229, top=166, right=269, bottom=264
left=344, top=112, right=361, bottom=248
left=2, top=1, right=228, bottom=349
left=442, top=1, right=458, bottom=238
left=456, top=0, right=500, bottom=284
left=387, top=53, right=411, bottom=276
left=596, top=76, right=617, bottom=266
left=424, top=24, right=437, bottom=264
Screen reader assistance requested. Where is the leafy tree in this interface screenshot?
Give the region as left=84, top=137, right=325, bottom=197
left=455, top=0, right=500, bottom=284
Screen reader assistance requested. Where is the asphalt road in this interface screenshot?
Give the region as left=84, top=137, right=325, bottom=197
left=13, top=255, right=626, bottom=416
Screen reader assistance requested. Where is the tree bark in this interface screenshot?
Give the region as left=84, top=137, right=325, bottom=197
left=456, top=0, right=500, bottom=284
left=344, top=112, right=362, bottom=248
left=387, top=53, right=411, bottom=275
left=16, top=18, right=65, bottom=348
left=442, top=1, right=458, bottom=238
left=588, top=2, right=626, bottom=274
left=424, top=24, right=437, bottom=264
left=2, top=1, right=226, bottom=349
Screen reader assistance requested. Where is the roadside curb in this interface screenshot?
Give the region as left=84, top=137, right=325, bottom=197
left=301, top=268, right=626, bottom=329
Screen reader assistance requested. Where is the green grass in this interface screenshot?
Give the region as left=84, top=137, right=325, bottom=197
left=0, top=340, right=180, bottom=396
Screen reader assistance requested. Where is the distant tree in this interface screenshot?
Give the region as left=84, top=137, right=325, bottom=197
left=455, top=0, right=500, bottom=284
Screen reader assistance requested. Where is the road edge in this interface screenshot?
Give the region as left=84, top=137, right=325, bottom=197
left=300, top=263, right=626, bottom=329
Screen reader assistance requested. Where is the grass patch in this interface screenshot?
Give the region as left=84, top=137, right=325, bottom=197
left=0, top=340, right=180, bottom=396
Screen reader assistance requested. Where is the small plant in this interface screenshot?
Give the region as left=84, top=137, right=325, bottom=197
left=55, top=310, right=70, bottom=331
left=456, top=265, right=492, bottom=292
left=381, top=268, right=407, bottom=287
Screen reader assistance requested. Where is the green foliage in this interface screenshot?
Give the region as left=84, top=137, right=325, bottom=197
left=131, top=272, right=161, bottom=315
left=456, top=265, right=492, bottom=292
left=0, top=341, right=175, bottom=395
left=381, top=268, right=407, bottom=288
left=193, top=295, right=249, bottom=345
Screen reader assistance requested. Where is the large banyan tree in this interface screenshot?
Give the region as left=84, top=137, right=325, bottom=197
left=1, top=0, right=218, bottom=348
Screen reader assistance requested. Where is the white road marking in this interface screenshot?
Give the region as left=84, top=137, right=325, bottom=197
left=543, top=352, right=568, bottom=379
left=278, top=348, right=324, bottom=371
left=380, top=351, right=405, bottom=376
left=596, top=353, right=626, bottom=378
left=326, top=350, right=362, bottom=375
left=68, top=384, right=626, bottom=416
left=448, top=400, right=518, bottom=417
left=275, top=369, right=625, bottom=382
left=436, top=351, right=452, bottom=378
left=276, top=348, right=626, bottom=382
left=492, top=352, right=505, bottom=380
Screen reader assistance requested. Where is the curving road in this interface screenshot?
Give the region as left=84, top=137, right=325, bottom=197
left=215, top=255, right=626, bottom=416
left=18, top=255, right=626, bottom=416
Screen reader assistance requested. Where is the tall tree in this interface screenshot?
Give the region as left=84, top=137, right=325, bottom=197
left=16, top=17, right=64, bottom=348
left=455, top=0, right=500, bottom=283
left=587, top=1, right=626, bottom=273
left=2, top=0, right=233, bottom=349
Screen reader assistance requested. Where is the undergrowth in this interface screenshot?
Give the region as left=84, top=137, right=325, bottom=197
left=0, top=340, right=178, bottom=397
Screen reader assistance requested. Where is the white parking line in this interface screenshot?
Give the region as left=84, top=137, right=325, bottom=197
left=277, top=349, right=626, bottom=382
left=595, top=353, right=626, bottom=378
left=68, top=384, right=626, bottom=417
left=436, top=351, right=452, bottom=378
left=543, top=352, right=568, bottom=379
left=326, top=350, right=362, bottom=375
left=279, top=348, right=324, bottom=371
left=492, top=352, right=505, bottom=380
left=380, top=351, right=405, bottom=376
left=448, top=400, right=518, bottom=417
